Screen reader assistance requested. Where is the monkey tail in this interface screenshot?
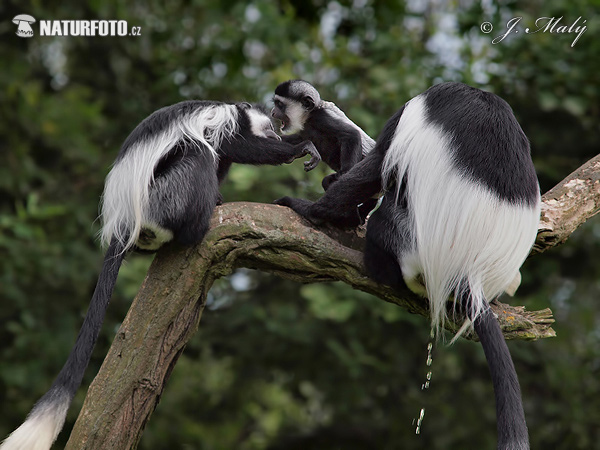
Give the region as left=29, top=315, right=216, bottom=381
left=1, top=236, right=127, bottom=450
left=467, top=292, right=529, bottom=450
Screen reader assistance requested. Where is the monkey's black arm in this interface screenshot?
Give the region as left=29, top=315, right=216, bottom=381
left=215, top=158, right=232, bottom=205
left=320, top=125, right=363, bottom=191
left=280, top=134, right=305, bottom=145
left=216, top=158, right=232, bottom=184
left=275, top=147, right=384, bottom=227
left=339, top=127, right=363, bottom=173
left=225, top=139, right=321, bottom=172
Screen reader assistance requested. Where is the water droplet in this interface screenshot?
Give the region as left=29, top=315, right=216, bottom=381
left=415, top=408, right=426, bottom=434
left=414, top=330, right=435, bottom=434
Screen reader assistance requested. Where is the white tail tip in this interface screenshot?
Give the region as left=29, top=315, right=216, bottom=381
left=1, top=397, right=69, bottom=450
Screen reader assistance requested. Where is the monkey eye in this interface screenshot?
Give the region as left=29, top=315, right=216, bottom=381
left=274, top=100, right=284, bottom=109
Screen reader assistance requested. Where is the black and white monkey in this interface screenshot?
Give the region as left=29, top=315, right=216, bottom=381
left=1, top=101, right=320, bottom=450
left=276, top=82, right=540, bottom=450
left=272, top=80, right=376, bottom=193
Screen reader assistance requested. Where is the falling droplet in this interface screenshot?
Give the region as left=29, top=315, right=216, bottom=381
left=415, top=408, right=426, bottom=434
left=414, top=328, right=435, bottom=434
left=426, top=342, right=433, bottom=366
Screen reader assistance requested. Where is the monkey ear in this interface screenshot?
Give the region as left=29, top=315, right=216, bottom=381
left=301, top=96, right=316, bottom=111
left=239, top=102, right=252, bottom=109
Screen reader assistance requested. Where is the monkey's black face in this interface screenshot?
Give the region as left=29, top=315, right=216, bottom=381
left=271, top=99, right=290, bottom=131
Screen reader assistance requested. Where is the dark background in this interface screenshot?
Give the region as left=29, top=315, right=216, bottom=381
left=1, top=1, right=599, bottom=449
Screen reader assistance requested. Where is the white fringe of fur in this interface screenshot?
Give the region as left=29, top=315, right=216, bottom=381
left=321, top=101, right=375, bottom=155
left=100, top=104, right=239, bottom=251
left=382, top=96, right=541, bottom=338
left=0, top=394, right=69, bottom=450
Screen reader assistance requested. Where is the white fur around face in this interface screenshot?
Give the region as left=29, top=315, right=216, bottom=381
left=0, top=394, right=69, bottom=450
left=100, top=104, right=239, bottom=252
left=273, top=94, right=308, bottom=135
left=247, top=108, right=275, bottom=138
left=382, top=96, right=541, bottom=336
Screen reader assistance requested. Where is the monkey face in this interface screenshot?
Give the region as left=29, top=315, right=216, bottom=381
left=271, top=95, right=307, bottom=135
left=247, top=107, right=281, bottom=140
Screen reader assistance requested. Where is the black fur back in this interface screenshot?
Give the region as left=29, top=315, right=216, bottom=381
left=424, top=82, right=539, bottom=205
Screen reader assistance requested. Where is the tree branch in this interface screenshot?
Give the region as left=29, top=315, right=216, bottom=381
left=66, top=154, right=600, bottom=449
left=534, top=153, right=600, bottom=254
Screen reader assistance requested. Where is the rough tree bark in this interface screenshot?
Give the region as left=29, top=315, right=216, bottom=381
left=65, top=154, right=600, bottom=449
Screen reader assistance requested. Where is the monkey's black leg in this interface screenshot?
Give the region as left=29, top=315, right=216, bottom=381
left=149, top=147, right=219, bottom=246
left=362, top=200, right=407, bottom=289
left=321, top=172, right=341, bottom=191
left=276, top=148, right=384, bottom=227
left=364, top=238, right=405, bottom=290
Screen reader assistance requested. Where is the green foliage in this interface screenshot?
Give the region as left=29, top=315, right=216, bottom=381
left=1, top=0, right=599, bottom=448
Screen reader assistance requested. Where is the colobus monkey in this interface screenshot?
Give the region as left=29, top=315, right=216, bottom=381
left=272, top=80, right=377, bottom=222
left=276, top=82, right=540, bottom=450
left=1, top=101, right=320, bottom=450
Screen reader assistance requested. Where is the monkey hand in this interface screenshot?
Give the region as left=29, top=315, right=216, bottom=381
left=274, top=196, right=324, bottom=225
left=274, top=196, right=312, bottom=211
left=301, top=141, right=321, bottom=172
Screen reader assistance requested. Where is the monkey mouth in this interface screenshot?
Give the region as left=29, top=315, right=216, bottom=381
left=277, top=115, right=291, bottom=133
left=280, top=120, right=293, bottom=134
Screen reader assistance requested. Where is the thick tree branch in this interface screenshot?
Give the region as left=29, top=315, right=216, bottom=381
left=66, top=154, right=600, bottom=449
left=534, top=153, right=600, bottom=253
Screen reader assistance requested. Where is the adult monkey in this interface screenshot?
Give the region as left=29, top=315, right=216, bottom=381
left=1, top=101, right=320, bottom=450
left=276, top=82, right=540, bottom=450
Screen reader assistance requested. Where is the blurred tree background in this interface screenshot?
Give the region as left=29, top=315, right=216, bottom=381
left=1, top=0, right=599, bottom=448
